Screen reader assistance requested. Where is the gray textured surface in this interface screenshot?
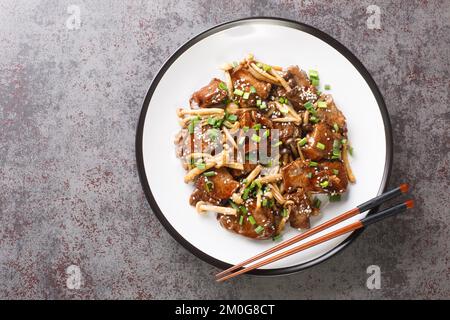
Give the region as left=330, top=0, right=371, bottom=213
left=0, top=0, right=449, bottom=299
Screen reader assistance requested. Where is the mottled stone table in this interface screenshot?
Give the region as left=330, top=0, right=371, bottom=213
left=0, top=0, right=448, bottom=299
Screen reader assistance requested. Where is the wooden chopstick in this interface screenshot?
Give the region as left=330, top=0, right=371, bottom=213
left=216, top=200, right=414, bottom=282
left=216, top=184, right=409, bottom=279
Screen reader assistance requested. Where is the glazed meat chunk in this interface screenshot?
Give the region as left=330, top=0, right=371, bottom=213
left=281, top=159, right=348, bottom=194
left=219, top=198, right=276, bottom=239
left=315, top=94, right=347, bottom=131
left=190, top=168, right=240, bottom=206
left=283, top=66, right=318, bottom=109
left=285, top=189, right=315, bottom=229
left=302, top=123, right=341, bottom=161
left=190, top=78, right=228, bottom=108
left=231, top=68, right=272, bottom=107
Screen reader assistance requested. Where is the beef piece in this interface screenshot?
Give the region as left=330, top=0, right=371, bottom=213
left=316, top=94, right=347, bottom=131
left=285, top=189, right=314, bottom=229
left=231, top=68, right=271, bottom=107
left=302, top=123, right=341, bottom=161
left=190, top=78, right=228, bottom=108
left=281, top=159, right=348, bottom=194
left=219, top=198, right=276, bottom=239
left=314, top=161, right=348, bottom=194
left=272, top=121, right=301, bottom=144
left=283, top=66, right=318, bottom=109
left=237, top=110, right=273, bottom=155
left=229, top=163, right=258, bottom=179
left=285, top=66, right=311, bottom=87
left=238, top=110, right=272, bottom=129
left=281, top=159, right=315, bottom=192
left=189, top=168, right=239, bottom=206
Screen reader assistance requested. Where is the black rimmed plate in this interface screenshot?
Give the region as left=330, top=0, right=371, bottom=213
left=136, top=17, right=392, bottom=276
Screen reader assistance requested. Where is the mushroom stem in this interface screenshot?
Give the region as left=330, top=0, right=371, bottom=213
left=195, top=201, right=237, bottom=215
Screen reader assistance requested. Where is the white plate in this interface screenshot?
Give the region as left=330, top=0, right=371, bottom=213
left=136, top=18, right=392, bottom=275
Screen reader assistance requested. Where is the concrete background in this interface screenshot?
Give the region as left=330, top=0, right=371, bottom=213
left=0, top=0, right=448, bottom=299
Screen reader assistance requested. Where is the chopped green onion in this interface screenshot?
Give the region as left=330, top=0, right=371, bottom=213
left=272, top=234, right=283, bottom=241
left=262, top=64, right=271, bottom=72
left=243, top=126, right=249, bottom=133
left=304, top=101, right=317, bottom=116
left=309, top=161, right=318, bottom=167
left=251, top=134, right=261, bottom=143
left=333, top=123, right=339, bottom=132
left=254, top=225, right=264, bottom=234
left=304, top=101, right=313, bottom=110
left=207, top=117, right=217, bottom=126
left=309, top=69, right=319, bottom=79
left=341, top=138, right=347, bottom=144
left=324, top=84, right=331, bottom=90
left=238, top=136, right=246, bottom=145
left=320, top=180, right=329, bottom=188
left=263, top=130, right=270, bottom=138
left=332, top=139, right=341, bottom=159
left=329, top=194, right=341, bottom=202
left=331, top=154, right=341, bottom=160
left=239, top=205, right=248, bottom=214
left=227, top=114, right=238, bottom=122
left=256, top=62, right=263, bottom=68
left=232, top=61, right=238, bottom=67
left=279, top=97, right=286, bottom=104
left=256, top=99, right=262, bottom=107
left=310, top=116, right=319, bottom=123
left=234, top=89, right=244, bottom=96
left=317, top=101, right=327, bottom=109
left=242, top=188, right=250, bottom=200
left=260, top=101, right=267, bottom=109
left=239, top=215, right=244, bottom=225
left=306, top=172, right=313, bottom=179
left=313, top=198, right=321, bottom=208
left=248, top=215, right=256, bottom=225
left=349, top=146, right=354, bottom=156
left=333, top=169, right=339, bottom=175
left=242, top=92, right=250, bottom=100
left=196, top=161, right=206, bottom=170
left=316, top=142, right=325, bottom=150
left=250, top=86, right=257, bottom=93
left=187, top=116, right=200, bottom=134
left=208, top=128, right=220, bottom=141
left=252, top=123, right=261, bottom=130
left=274, top=141, right=283, bottom=147
left=316, top=90, right=322, bottom=96
left=218, top=82, right=228, bottom=91
left=281, top=208, right=289, bottom=217
left=229, top=201, right=239, bottom=210
left=311, top=78, right=319, bottom=87
left=203, top=171, right=216, bottom=177
left=262, top=198, right=268, bottom=207
left=205, top=181, right=214, bottom=192
left=298, top=137, right=308, bottom=146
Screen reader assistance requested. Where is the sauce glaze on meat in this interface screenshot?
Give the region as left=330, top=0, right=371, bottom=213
left=175, top=55, right=355, bottom=240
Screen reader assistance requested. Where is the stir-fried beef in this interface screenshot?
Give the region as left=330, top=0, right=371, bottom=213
left=231, top=68, right=272, bottom=107
left=285, top=189, right=315, bottom=229
left=190, top=168, right=239, bottom=206
left=281, top=159, right=348, bottom=194
left=302, top=123, right=341, bottom=161
left=190, top=78, right=228, bottom=108
left=177, top=56, right=354, bottom=240
left=219, top=198, right=276, bottom=239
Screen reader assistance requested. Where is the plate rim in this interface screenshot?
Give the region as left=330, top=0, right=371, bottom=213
left=135, top=17, right=393, bottom=276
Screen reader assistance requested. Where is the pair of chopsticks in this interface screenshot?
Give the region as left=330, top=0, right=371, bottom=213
left=216, top=184, right=412, bottom=282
